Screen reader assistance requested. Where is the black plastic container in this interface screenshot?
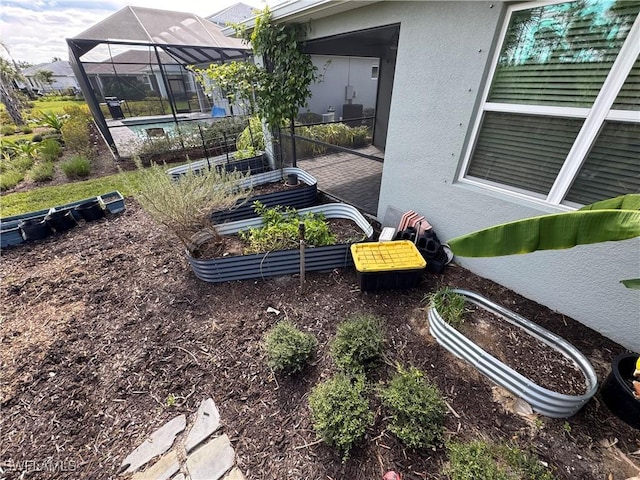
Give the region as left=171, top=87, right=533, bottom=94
left=600, top=353, right=639, bottom=430
left=19, top=217, right=53, bottom=241
left=75, top=200, right=105, bottom=221
left=46, top=209, right=77, bottom=232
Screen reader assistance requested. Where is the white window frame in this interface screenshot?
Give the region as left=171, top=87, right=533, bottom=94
left=458, top=0, right=640, bottom=208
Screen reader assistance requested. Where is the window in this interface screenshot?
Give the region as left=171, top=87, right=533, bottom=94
left=371, top=65, right=379, bottom=79
left=460, top=1, right=640, bottom=206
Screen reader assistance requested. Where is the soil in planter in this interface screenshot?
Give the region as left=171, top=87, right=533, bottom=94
left=192, top=218, right=366, bottom=259
left=460, top=304, right=587, bottom=396
left=248, top=179, right=306, bottom=196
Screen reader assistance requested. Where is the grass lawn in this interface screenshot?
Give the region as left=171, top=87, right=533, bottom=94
left=29, top=99, right=86, bottom=116
left=0, top=169, right=144, bottom=217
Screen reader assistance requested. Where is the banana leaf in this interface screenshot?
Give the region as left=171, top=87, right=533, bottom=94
left=621, top=279, right=640, bottom=289
left=448, top=200, right=640, bottom=258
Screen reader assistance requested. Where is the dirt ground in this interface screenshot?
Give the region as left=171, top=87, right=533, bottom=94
left=1, top=195, right=639, bottom=479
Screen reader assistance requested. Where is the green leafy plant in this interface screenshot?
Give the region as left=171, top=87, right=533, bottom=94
left=28, top=161, right=55, bottom=182
left=0, top=169, right=24, bottom=191
left=379, top=365, right=446, bottom=449
left=61, top=116, right=92, bottom=157
left=39, top=111, right=66, bottom=132
left=131, top=159, right=251, bottom=253
left=1, top=124, right=16, bottom=136
left=308, top=374, right=373, bottom=460
left=61, top=155, right=91, bottom=178
left=428, top=287, right=467, bottom=329
left=264, top=320, right=317, bottom=373
left=447, top=194, right=640, bottom=287
left=236, top=115, right=266, bottom=157
left=239, top=201, right=336, bottom=254
left=445, top=440, right=556, bottom=480
left=39, top=138, right=62, bottom=162
left=330, top=314, right=384, bottom=374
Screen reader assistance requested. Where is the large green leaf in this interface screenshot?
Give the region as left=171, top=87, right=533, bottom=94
left=448, top=209, right=640, bottom=257
left=578, top=193, right=640, bottom=211
left=621, top=279, right=640, bottom=289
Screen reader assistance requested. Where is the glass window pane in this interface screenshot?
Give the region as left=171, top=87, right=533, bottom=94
left=489, top=1, right=640, bottom=107
left=467, top=112, right=583, bottom=195
left=565, top=121, right=640, bottom=204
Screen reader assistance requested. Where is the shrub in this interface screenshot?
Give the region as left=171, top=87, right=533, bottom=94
left=131, top=158, right=251, bottom=253
left=428, top=287, right=467, bottom=329
left=61, top=117, right=91, bottom=156
left=1, top=124, right=16, bottom=136
left=330, top=314, right=384, bottom=374
left=0, top=169, right=24, bottom=191
left=308, top=374, right=373, bottom=460
left=39, top=138, right=62, bottom=161
left=11, top=154, right=36, bottom=173
left=32, top=134, right=43, bottom=143
left=61, top=155, right=91, bottom=178
left=20, top=126, right=33, bottom=134
left=445, top=440, right=556, bottom=480
left=236, top=116, right=265, bottom=153
left=239, top=201, right=336, bottom=254
left=264, top=321, right=317, bottom=373
left=379, top=365, right=446, bottom=448
left=28, top=161, right=55, bottom=182
left=39, top=112, right=66, bottom=132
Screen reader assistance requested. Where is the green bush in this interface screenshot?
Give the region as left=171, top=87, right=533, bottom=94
left=28, top=161, right=55, bottom=182
left=0, top=169, right=24, bottom=191
left=236, top=116, right=265, bottom=153
left=39, top=138, right=62, bottom=161
left=264, top=321, right=317, bottom=373
left=308, top=374, right=373, bottom=460
left=330, top=314, right=384, bottom=374
left=445, top=440, right=556, bottom=480
left=428, top=287, right=467, bottom=329
left=32, top=134, right=43, bottom=143
left=1, top=124, right=16, bottom=136
left=10, top=154, right=36, bottom=173
left=20, top=126, right=33, bottom=134
left=61, top=117, right=91, bottom=156
left=61, top=155, right=91, bottom=178
left=239, top=201, right=335, bottom=254
left=379, top=365, right=445, bottom=448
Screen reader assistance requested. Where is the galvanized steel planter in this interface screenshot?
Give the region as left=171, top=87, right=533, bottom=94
left=0, top=191, right=126, bottom=249
left=166, top=153, right=269, bottom=180
left=211, top=167, right=318, bottom=223
left=428, top=289, right=598, bottom=418
left=188, top=203, right=374, bottom=283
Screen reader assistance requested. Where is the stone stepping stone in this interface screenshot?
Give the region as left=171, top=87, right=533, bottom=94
left=131, top=450, right=179, bottom=480
left=120, top=415, right=186, bottom=474
left=186, top=434, right=235, bottom=480
left=185, top=398, right=221, bottom=453
left=223, top=467, right=246, bottom=480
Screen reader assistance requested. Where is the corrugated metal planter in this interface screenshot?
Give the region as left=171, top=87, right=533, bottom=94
left=0, top=191, right=126, bottom=249
left=428, top=289, right=598, bottom=418
left=166, top=153, right=269, bottom=180
left=188, top=203, right=374, bottom=283
left=211, top=167, right=318, bottom=223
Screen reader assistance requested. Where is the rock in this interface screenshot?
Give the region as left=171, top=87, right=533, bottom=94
left=186, top=434, right=235, bottom=480
left=120, top=415, right=186, bottom=473
left=185, top=398, right=221, bottom=453
left=223, top=467, right=246, bottom=480
left=131, top=450, right=179, bottom=480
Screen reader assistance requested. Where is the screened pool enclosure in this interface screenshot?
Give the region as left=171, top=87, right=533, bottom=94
left=67, top=6, right=252, bottom=159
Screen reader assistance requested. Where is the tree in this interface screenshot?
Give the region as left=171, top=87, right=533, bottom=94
left=34, top=70, right=54, bottom=91
left=192, top=7, right=317, bottom=165
left=0, top=56, right=26, bottom=125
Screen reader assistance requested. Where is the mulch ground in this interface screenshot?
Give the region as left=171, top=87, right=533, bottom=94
left=1, top=200, right=639, bottom=480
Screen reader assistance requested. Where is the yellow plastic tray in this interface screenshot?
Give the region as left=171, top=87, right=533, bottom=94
left=351, top=240, right=426, bottom=273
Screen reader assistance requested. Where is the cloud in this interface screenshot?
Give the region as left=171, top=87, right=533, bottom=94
left=1, top=0, right=263, bottom=64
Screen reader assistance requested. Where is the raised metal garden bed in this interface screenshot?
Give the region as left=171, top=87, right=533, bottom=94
left=211, top=167, right=318, bottom=223
left=166, top=153, right=269, bottom=180
left=428, top=289, right=598, bottom=418
left=187, top=203, right=374, bottom=283
left=0, top=191, right=126, bottom=249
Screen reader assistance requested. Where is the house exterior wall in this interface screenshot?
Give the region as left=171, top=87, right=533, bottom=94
left=305, top=55, right=379, bottom=120
left=304, top=1, right=640, bottom=351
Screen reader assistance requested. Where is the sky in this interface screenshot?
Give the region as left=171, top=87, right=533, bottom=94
left=0, top=0, right=264, bottom=65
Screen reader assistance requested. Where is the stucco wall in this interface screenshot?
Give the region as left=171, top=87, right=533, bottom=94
left=306, top=1, right=640, bottom=351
